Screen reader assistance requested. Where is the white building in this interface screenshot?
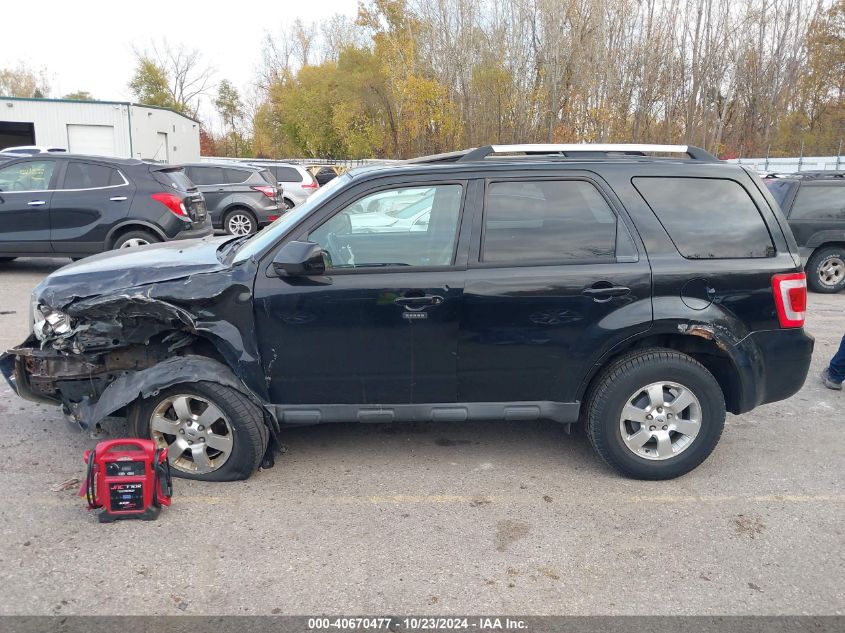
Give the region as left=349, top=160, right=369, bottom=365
left=0, top=97, right=201, bottom=163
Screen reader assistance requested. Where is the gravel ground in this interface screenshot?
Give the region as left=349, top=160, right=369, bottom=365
left=0, top=257, right=842, bottom=616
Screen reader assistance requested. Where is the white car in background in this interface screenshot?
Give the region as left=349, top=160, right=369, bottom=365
left=0, top=145, right=67, bottom=156
left=248, top=162, right=318, bottom=209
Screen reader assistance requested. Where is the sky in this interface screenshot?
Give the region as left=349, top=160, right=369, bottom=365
left=2, top=0, right=360, bottom=126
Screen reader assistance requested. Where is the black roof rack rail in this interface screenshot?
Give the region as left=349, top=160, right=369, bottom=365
left=791, top=170, right=845, bottom=179
left=455, top=143, right=719, bottom=162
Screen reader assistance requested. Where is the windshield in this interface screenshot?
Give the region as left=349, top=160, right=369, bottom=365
left=234, top=172, right=352, bottom=262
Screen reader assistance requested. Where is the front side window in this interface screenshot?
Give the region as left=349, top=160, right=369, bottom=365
left=634, top=177, right=774, bottom=259
left=62, top=162, right=122, bottom=189
left=308, top=184, right=463, bottom=268
left=0, top=160, right=56, bottom=192
left=790, top=185, right=845, bottom=220
left=482, top=180, right=618, bottom=264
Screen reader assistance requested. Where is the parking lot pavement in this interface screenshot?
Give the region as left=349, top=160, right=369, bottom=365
left=0, top=257, right=842, bottom=616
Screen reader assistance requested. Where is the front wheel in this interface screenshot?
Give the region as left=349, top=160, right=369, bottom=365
left=806, top=246, right=845, bottom=293
left=585, top=349, right=725, bottom=480
left=129, top=382, right=268, bottom=481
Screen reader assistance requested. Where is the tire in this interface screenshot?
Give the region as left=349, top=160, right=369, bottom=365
left=223, top=208, right=257, bottom=236
left=585, top=348, right=726, bottom=480
left=806, top=246, right=845, bottom=293
left=129, top=381, right=268, bottom=481
left=112, top=230, right=160, bottom=250
left=283, top=198, right=295, bottom=211
left=0, top=257, right=16, bottom=263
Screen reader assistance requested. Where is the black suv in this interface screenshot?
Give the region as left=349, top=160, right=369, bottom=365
left=0, top=154, right=211, bottom=260
left=765, top=171, right=845, bottom=293
left=182, top=163, right=282, bottom=235
left=1, top=144, right=813, bottom=482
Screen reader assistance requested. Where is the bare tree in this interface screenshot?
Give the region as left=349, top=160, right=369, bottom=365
left=132, top=39, right=215, bottom=117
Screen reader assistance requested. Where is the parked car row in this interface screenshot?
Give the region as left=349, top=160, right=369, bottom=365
left=0, top=152, right=341, bottom=261
left=0, top=154, right=211, bottom=260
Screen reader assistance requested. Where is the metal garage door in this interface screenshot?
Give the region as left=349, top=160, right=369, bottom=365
left=66, top=124, right=115, bottom=156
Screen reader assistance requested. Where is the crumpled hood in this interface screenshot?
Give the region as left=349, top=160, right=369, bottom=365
left=35, top=236, right=235, bottom=310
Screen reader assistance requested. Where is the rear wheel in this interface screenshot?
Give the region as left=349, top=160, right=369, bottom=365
left=585, top=349, right=725, bottom=480
left=224, top=209, right=257, bottom=236
left=283, top=198, right=295, bottom=211
left=113, top=230, right=160, bottom=250
left=806, top=246, right=845, bottom=293
left=129, top=381, right=268, bottom=481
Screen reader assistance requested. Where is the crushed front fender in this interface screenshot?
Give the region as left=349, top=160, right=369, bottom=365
left=64, top=354, right=270, bottom=430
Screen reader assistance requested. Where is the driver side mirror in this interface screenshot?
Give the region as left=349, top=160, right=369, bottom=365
left=272, top=240, right=326, bottom=277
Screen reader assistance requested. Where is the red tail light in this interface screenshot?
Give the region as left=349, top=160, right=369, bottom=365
left=302, top=178, right=319, bottom=190
left=772, top=272, right=807, bottom=328
left=151, top=193, right=188, bottom=217
left=252, top=185, right=277, bottom=198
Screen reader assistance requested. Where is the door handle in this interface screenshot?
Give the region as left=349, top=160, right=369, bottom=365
left=393, top=294, right=444, bottom=311
left=583, top=283, right=631, bottom=302
left=110, top=196, right=128, bottom=202
left=27, top=200, right=46, bottom=206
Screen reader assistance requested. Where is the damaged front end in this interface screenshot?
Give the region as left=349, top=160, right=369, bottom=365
left=1, top=239, right=275, bottom=438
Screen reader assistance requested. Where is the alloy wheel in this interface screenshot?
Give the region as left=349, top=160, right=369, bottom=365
left=619, top=381, right=702, bottom=461
left=227, top=213, right=254, bottom=236
left=149, top=394, right=234, bottom=474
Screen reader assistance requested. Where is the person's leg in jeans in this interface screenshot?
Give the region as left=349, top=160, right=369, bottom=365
left=822, top=335, right=845, bottom=390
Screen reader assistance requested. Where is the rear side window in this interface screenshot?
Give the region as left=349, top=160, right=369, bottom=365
left=153, top=168, right=194, bottom=191
left=482, top=180, right=619, bottom=264
left=633, top=177, right=774, bottom=259
left=225, top=168, right=251, bottom=184
left=62, top=162, right=122, bottom=189
left=789, top=185, right=845, bottom=220
left=274, top=166, right=302, bottom=182
left=185, top=166, right=226, bottom=185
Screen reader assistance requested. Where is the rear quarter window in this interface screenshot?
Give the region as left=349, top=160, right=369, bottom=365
left=258, top=169, right=277, bottom=186
left=226, top=168, right=252, bottom=184
left=633, top=177, right=774, bottom=259
left=789, top=184, right=845, bottom=220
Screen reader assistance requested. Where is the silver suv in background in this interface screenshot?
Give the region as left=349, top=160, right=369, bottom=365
left=248, top=162, right=318, bottom=209
left=182, top=163, right=282, bottom=235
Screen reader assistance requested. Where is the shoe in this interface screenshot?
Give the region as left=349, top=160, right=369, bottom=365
left=821, top=369, right=843, bottom=391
